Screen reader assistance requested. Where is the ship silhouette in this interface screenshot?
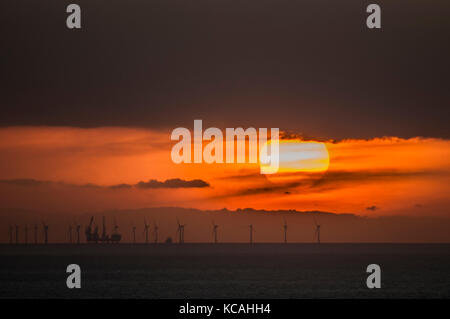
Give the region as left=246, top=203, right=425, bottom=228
left=85, top=216, right=121, bottom=243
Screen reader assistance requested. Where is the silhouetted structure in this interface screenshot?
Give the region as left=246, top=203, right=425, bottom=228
left=176, top=218, right=185, bottom=244
left=144, top=218, right=150, bottom=244
left=283, top=218, right=288, bottom=244
left=100, top=216, right=110, bottom=243
left=93, top=223, right=100, bottom=243
left=85, top=217, right=99, bottom=243
left=249, top=224, right=254, bottom=244
left=314, top=217, right=321, bottom=244
left=42, top=222, right=48, bottom=244
left=110, top=218, right=121, bottom=243
left=212, top=220, right=219, bottom=244
left=132, top=225, right=136, bottom=244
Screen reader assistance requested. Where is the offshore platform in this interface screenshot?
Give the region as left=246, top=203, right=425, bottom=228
left=85, top=216, right=121, bottom=243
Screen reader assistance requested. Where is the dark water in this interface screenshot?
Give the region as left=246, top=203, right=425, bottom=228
left=0, top=244, right=449, bottom=298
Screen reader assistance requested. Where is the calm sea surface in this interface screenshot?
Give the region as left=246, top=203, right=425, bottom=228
left=0, top=244, right=449, bottom=298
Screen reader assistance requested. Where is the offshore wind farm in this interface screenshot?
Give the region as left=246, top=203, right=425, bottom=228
left=2, top=207, right=450, bottom=244
left=1, top=207, right=449, bottom=298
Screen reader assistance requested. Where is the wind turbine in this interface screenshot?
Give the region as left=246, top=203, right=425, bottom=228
left=144, top=218, right=150, bottom=244
left=248, top=224, right=254, bottom=244
left=212, top=220, right=219, bottom=244
left=42, top=222, right=48, bottom=244
left=313, top=217, right=321, bottom=244
left=283, top=218, right=288, bottom=244
left=153, top=219, right=159, bottom=244
left=176, top=218, right=185, bottom=244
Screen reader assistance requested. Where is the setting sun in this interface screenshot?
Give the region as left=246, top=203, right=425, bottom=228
left=260, top=140, right=330, bottom=174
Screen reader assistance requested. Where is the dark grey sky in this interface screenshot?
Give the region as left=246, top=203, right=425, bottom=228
left=1, top=0, right=449, bottom=139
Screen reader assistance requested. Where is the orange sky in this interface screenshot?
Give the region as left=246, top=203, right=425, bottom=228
left=0, top=126, right=449, bottom=217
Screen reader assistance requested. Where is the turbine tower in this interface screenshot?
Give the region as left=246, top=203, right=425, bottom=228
left=283, top=218, right=288, bottom=244
left=176, top=218, right=185, bottom=244
left=93, top=222, right=99, bottom=243
left=212, top=220, right=219, bottom=244
left=248, top=224, right=254, bottom=244
left=42, top=222, right=48, bottom=244
left=314, top=217, right=321, bottom=244
left=100, top=216, right=108, bottom=243
left=144, top=218, right=150, bottom=244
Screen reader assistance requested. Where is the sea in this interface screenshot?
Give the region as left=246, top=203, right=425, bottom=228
left=0, top=243, right=449, bottom=298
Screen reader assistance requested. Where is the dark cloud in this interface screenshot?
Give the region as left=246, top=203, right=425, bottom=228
left=0, top=178, right=210, bottom=190
left=0, top=179, right=52, bottom=187
left=216, top=181, right=303, bottom=198
left=218, top=169, right=444, bottom=198
left=136, top=178, right=209, bottom=189
left=0, top=179, right=105, bottom=189
left=108, top=183, right=133, bottom=190
left=310, top=170, right=441, bottom=190
left=279, top=131, right=331, bottom=142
